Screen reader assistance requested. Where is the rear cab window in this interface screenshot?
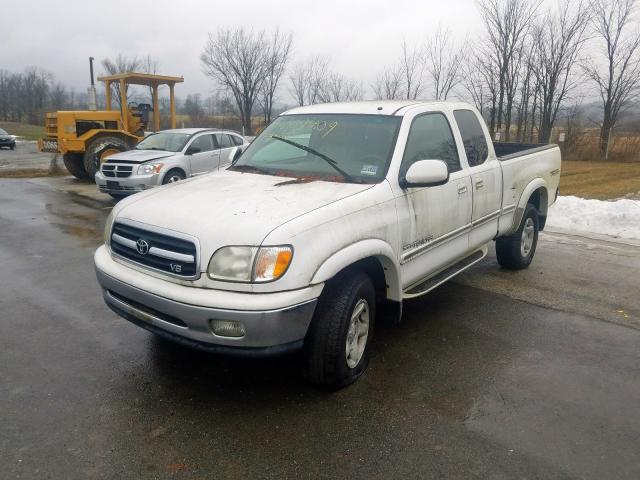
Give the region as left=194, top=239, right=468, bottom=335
left=453, top=110, right=489, bottom=167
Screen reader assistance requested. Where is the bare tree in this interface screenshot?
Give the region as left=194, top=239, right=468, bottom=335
left=584, top=0, right=640, bottom=159
left=201, top=28, right=272, bottom=135
left=460, top=56, right=488, bottom=114
left=318, top=73, right=363, bottom=102
left=371, top=65, right=404, bottom=100
left=289, top=62, right=308, bottom=106
left=532, top=0, right=590, bottom=142
left=515, top=41, right=537, bottom=141
left=425, top=26, right=464, bottom=100
left=258, top=29, right=293, bottom=124
left=288, top=56, right=329, bottom=106
left=140, top=54, right=160, bottom=102
left=184, top=94, right=205, bottom=125
left=400, top=39, right=424, bottom=99
left=101, top=54, right=141, bottom=108
left=477, top=0, right=541, bottom=137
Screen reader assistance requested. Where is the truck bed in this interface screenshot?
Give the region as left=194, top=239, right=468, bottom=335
left=494, top=142, right=557, bottom=161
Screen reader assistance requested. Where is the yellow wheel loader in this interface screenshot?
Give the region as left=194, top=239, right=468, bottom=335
left=38, top=72, right=183, bottom=181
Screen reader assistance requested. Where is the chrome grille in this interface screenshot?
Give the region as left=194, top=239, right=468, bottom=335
left=110, top=221, right=199, bottom=278
left=102, top=164, right=133, bottom=178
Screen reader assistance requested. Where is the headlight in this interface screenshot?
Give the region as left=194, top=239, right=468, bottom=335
left=104, top=210, right=115, bottom=246
left=137, top=163, right=164, bottom=175
left=207, top=245, right=293, bottom=283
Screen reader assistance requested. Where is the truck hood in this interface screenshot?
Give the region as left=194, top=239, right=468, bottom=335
left=117, top=170, right=373, bottom=258
left=106, top=149, right=176, bottom=163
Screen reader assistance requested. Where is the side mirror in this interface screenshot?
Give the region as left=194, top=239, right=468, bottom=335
left=400, top=160, right=449, bottom=188
left=229, top=146, right=242, bottom=164
left=185, top=146, right=201, bottom=155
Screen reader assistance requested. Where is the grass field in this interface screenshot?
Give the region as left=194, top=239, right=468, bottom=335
left=560, top=160, right=640, bottom=200
left=0, top=121, right=45, bottom=141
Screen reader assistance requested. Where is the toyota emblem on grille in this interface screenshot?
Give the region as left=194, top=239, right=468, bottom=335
left=136, top=239, right=150, bottom=255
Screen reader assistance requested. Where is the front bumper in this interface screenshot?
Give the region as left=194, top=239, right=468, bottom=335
left=95, top=247, right=319, bottom=355
left=95, top=171, right=161, bottom=196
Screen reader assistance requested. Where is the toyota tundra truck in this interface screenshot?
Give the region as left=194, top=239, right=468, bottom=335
left=95, top=101, right=561, bottom=389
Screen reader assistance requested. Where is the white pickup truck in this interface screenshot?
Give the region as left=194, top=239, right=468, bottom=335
left=95, top=101, right=561, bottom=389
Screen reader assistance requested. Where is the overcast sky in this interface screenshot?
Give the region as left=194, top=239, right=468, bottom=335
left=1, top=0, right=484, bottom=103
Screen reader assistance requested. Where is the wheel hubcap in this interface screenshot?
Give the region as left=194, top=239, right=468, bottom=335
left=345, top=299, right=370, bottom=369
left=168, top=175, right=182, bottom=183
left=521, top=217, right=535, bottom=257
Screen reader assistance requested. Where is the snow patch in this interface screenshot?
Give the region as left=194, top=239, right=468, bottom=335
left=547, top=196, right=640, bottom=240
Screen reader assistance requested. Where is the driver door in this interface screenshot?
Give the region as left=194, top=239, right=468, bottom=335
left=395, top=112, right=472, bottom=288
left=186, top=134, right=219, bottom=175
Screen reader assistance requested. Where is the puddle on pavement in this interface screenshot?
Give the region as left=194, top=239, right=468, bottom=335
left=45, top=198, right=109, bottom=246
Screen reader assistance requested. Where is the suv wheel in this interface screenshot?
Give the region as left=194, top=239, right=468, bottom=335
left=303, top=271, right=376, bottom=389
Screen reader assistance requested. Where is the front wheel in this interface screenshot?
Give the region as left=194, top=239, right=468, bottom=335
left=496, top=203, right=539, bottom=270
left=162, top=169, right=186, bottom=184
left=62, top=153, right=90, bottom=180
left=303, top=271, right=376, bottom=389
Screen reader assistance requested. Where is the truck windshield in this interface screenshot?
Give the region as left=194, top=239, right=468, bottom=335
left=135, top=132, right=190, bottom=152
left=232, top=114, right=401, bottom=183
left=0, top=128, right=8, bottom=135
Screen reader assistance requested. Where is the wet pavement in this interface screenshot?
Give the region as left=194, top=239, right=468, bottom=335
left=1, top=178, right=639, bottom=479
left=0, top=141, right=53, bottom=175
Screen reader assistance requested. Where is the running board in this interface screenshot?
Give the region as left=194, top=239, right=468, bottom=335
left=403, top=247, right=488, bottom=299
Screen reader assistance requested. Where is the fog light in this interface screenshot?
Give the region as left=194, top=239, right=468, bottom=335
left=210, top=319, right=246, bottom=338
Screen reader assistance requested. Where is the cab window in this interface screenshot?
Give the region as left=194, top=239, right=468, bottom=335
left=453, top=110, right=489, bottom=167
left=401, top=113, right=460, bottom=175
left=189, top=134, right=214, bottom=153
left=216, top=134, right=233, bottom=148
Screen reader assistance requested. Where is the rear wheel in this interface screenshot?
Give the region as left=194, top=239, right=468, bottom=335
left=496, top=203, right=539, bottom=270
left=62, top=153, right=90, bottom=180
left=83, top=136, right=130, bottom=181
left=303, top=271, right=376, bottom=389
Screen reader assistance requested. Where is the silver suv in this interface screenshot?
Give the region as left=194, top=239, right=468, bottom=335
left=95, top=128, right=248, bottom=198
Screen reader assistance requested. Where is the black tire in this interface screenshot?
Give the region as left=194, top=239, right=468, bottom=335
left=108, top=192, right=128, bottom=200
left=10, top=144, right=15, bottom=150
left=83, top=136, right=129, bottom=181
left=62, top=153, right=90, bottom=180
left=496, top=203, right=539, bottom=270
left=303, top=271, right=376, bottom=389
left=162, top=169, right=186, bottom=184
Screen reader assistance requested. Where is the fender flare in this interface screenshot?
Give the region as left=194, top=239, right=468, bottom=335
left=311, top=239, right=402, bottom=301
left=511, top=178, right=548, bottom=232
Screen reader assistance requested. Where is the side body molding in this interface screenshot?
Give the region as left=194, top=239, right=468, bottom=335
left=311, top=239, right=402, bottom=301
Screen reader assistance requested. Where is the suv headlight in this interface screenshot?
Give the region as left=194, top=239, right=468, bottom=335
left=138, top=163, right=164, bottom=175
left=104, top=209, right=115, bottom=246
left=207, top=246, right=293, bottom=283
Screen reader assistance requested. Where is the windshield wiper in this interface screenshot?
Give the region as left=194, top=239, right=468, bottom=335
left=270, top=135, right=355, bottom=182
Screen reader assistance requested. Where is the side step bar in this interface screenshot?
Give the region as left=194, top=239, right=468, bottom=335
left=403, top=247, right=488, bottom=299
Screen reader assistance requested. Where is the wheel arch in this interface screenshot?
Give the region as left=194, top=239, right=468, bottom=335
left=162, top=167, right=187, bottom=183
left=310, top=239, right=402, bottom=302
left=512, top=179, right=549, bottom=232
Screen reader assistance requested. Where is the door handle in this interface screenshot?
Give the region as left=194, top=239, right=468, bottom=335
left=457, top=184, right=468, bottom=195
left=475, top=179, right=484, bottom=189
